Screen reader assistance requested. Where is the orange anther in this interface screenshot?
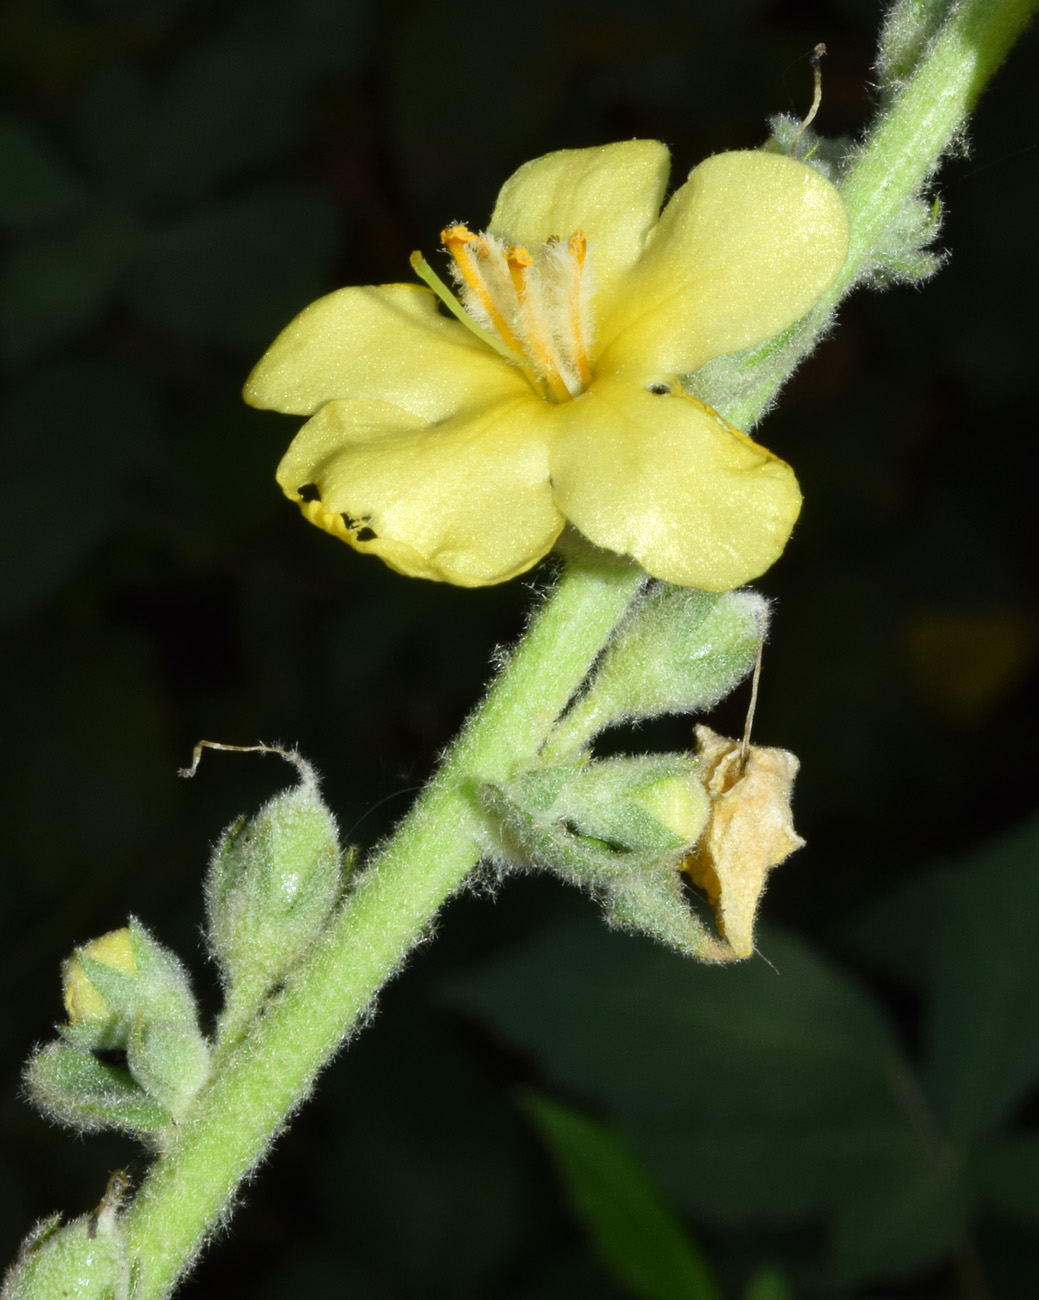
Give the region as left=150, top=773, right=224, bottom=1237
left=441, top=225, right=524, bottom=358
left=505, top=245, right=533, bottom=296
left=441, top=223, right=477, bottom=245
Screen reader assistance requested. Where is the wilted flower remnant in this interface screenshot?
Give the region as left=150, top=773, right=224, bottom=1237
left=246, top=142, right=848, bottom=588
left=683, top=725, right=804, bottom=958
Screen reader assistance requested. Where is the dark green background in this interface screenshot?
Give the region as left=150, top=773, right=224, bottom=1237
left=2, top=0, right=1038, bottom=1295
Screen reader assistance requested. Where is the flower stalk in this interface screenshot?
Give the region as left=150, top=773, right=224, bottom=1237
left=5, top=3, right=1036, bottom=1298
left=834, top=0, right=1036, bottom=303
left=693, top=0, right=1038, bottom=436
left=120, top=556, right=644, bottom=1299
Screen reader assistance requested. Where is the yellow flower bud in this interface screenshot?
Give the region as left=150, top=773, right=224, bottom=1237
left=632, top=775, right=708, bottom=844
left=62, top=929, right=137, bottom=1024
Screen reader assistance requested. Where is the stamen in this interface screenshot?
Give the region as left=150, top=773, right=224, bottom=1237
left=505, top=244, right=532, bottom=297
left=413, top=218, right=596, bottom=403
left=441, top=225, right=525, bottom=356
left=505, top=245, right=571, bottom=403
left=567, top=232, right=592, bottom=387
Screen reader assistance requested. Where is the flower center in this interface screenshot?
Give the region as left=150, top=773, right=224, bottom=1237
left=411, top=227, right=593, bottom=403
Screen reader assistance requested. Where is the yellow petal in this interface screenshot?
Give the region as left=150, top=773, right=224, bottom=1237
left=599, top=152, right=849, bottom=376
left=276, top=396, right=564, bottom=586
left=488, top=141, right=670, bottom=309
left=549, top=377, right=801, bottom=590
left=243, top=283, right=527, bottom=418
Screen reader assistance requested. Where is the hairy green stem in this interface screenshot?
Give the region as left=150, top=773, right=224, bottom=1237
left=699, top=0, right=1037, bottom=434
left=833, top=0, right=1036, bottom=300
left=122, top=558, right=644, bottom=1298
left=33, top=3, right=1039, bottom=1295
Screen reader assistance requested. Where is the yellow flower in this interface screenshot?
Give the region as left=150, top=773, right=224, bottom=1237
left=245, top=142, right=848, bottom=588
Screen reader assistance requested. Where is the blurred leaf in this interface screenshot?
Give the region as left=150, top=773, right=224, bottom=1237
left=75, top=65, right=154, bottom=203
left=159, top=0, right=371, bottom=199
left=826, top=1125, right=967, bottom=1286
left=0, top=114, right=81, bottom=226
left=442, top=918, right=904, bottom=1126
left=973, top=1131, right=1039, bottom=1225
left=76, top=1, right=368, bottom=206
left=440, top=918, right=964, bottom=1284
left=128, top=193, right=338, bottom=347
left=0, top=209, right=133, bottom=360
left=0, top=359, right=155, bottom=618
left=841, top=874, right=931, bottom=989
left=315, top=1009, right=529, bottom=1294
left=147, top=25, right=303, bottom=200
left=919, top=815, right=1039, bottom=1140
left=742, top=1265, right=791, bottom=1300
left=847, top=814, right=1039, bottom=1143
left=523, top=1092, right=721, bottom=1300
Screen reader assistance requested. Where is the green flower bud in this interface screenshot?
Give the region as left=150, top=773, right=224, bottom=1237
left=127, top=1017, right=211, bottom=1124
left=205, top=779, right=341, bottom=997
left=545, top=587, right=766, bottom=758
left=58, top=921, right=210, bottom=1126
left=631, top=774, right=709, bottom=845
left=483, top=780, right=724, bottom=963
left=588, top=586, right=765, bottom=727
left=2, top=1174, right=130, bottom=1300
left=495, top=756, right=709, bottom=891
left=515, top=755, right=710, bottom=854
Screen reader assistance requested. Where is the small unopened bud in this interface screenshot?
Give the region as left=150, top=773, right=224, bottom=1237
left=2, top=1173, right=130, bottom=1300
left=545, top=756, right=710, bottom=854
left=62, top=930, right=136, bottom=1033
left=631, top=775, right=707, bottom=846
left=486, top=756, right=724, bottom=964
left=206, top=778, right=341, bottom=996
left=61, top=922, right=201, bottom=1054
left=682, top=725, right=804, bottom=959
left=553, top=587, right=766, bottom=751
left=127, top=1017, right=211, bottom=1123
left=59, top=921, right=210, bottom=1122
